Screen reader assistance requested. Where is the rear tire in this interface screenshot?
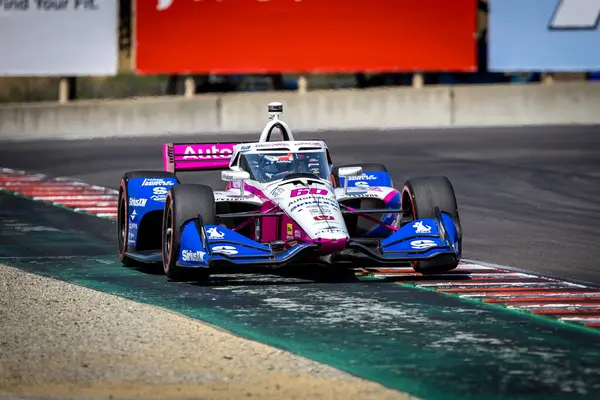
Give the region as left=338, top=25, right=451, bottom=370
left=117, top=171, right=178, bottom=267
left=401, top=176, right=461, bottom=273
left=162, top=184, right=216, bottom=282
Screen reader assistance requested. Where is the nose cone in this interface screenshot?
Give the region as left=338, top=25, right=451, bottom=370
left=314, top=234, right=348, bottom=253
left=273, top=180, right=350, bottom=253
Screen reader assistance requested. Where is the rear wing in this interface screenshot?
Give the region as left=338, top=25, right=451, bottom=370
left=163, top=142, right=249, bottom=173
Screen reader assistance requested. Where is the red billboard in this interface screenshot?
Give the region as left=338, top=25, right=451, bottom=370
left=135, top=0, right=477, bottom=74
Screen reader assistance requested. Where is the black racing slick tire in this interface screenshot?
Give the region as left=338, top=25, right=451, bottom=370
left=401, top=176, right=462, bottom=274
left=117, top=170, right=178, bottom=267
left=162, top=184, right=216, bottom=282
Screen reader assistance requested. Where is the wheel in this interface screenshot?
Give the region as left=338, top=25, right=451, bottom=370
left=162, top=184, right=216, bottom=282
left=401, top=176, right=461, bottom=273
left=117, top=171, right=178, bottom=267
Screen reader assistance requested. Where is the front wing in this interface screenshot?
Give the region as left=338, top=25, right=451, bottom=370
left=172, top=212, right=460, bottom=270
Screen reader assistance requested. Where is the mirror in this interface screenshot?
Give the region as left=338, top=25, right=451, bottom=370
left=337, top=166, right=363, bottom=177
left=337, top=166, right=363, bottom=194
left=221, top=170, right=250, bottom=182
left=222, top=170, right=251, bottom=197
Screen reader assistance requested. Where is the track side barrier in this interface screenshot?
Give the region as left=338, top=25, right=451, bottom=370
left=0, top=82, right=599, bottom=139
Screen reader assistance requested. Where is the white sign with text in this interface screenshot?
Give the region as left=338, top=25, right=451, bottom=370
left=0, top=0, right=118, bottom=75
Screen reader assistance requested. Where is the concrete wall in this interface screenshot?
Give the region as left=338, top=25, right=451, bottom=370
left=452, top=82, right=600, bottom=126
left=1, top=82, right=599, bottom=139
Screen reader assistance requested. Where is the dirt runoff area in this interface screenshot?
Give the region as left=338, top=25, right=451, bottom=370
left=0, top=264, right=418, bottom=400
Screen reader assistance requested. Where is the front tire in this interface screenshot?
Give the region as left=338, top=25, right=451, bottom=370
left=402, top=176, right=461, bottom=273
left=162, top=184, right=216, bottom=282
left=117, top=170, right=178, bottom=267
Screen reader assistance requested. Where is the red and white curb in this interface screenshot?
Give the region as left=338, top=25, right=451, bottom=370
left=0, top=168, right=118, bottom=220
left=2, top=167, right=600, bottom=332
left=370, top=264, right=600, bottom=331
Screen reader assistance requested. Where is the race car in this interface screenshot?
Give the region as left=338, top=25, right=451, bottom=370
left=117, top=102, right=462, bottom=281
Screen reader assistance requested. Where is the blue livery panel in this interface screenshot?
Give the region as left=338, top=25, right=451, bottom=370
left=177, top=223, right=323, bottom=267
left=340, top=171, right=393, bottom=189
left=380, top=214, right=461, bottom=260
left=177, top=223, right=273, bottom=267
left=178, top=220, right=209, bottom=267
left=126, top=177, right=178, bottom=248
left=205, top=225, right=271, bottom=259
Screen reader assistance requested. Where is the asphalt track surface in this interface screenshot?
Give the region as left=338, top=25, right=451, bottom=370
left=1, top=125, right=599, bottom=284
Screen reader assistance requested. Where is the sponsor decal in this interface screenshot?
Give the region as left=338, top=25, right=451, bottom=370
left=290, top=188, right=329, bottom=198
left=413, top=221, right=432, bottom=234
left=183, top=145, right=233, bottom=160
left=225, top=196, right=254, bottom=201
left=212, top=245, right=238, bottom=255
left=314, top=215, right=334, bottom=221
left=239, top=145, right=252, bottom=151
left=128, top=231, right=136, bottom=243
left=315, top=227, right=346, bottom=235
left=129, top=197, right=147, bottom=207
left=289, top=199, right=339, bottom=212
left=181, top=249, right=206, bottom=262
left=141, top=178, right=176, bottom=187
left=270, top=187, right=284, bottom=197
left=346, top=193, right=379, bottom=198
left=129, top=222, right=138, bottom=230
left=355, top=181, right=370, bottom=187
left=348, top=174, right=378, bottom=181
left=130, top=209, right=137, bottom=220
left=206, top=227, right=225, bottom=240
left=287, top=223, right=293, bottom=236
left=255, top=142, right=298, bottom=148
left=410, top=239, right=437, bottom=250
left=265, top=154, right=293, bottom=163
left=294, top=230, right=301, bottom=238
left=289, top=197, right=317, bottom=206
left=1, top=0, right=93, bottom=11
left=151, top=186, right=168, bottom=202
left=217, top=193, right=255, bottom=201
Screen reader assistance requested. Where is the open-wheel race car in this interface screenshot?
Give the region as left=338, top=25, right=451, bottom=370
left=117, top=102, right=462, bottom=281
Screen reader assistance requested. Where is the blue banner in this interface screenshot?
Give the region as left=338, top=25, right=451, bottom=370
left=489, top=0, right=600, bottom=71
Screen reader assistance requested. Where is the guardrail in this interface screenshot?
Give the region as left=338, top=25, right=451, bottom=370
left=1, top=82, right=599, bottom=139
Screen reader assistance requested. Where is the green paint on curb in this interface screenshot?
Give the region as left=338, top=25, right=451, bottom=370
left=3, top=191, right=600, bottom=400
left=5, top=255, right=600, bottom=400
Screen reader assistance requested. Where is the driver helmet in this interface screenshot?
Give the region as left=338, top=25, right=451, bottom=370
left=262, top=153, right=297, bottom=177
